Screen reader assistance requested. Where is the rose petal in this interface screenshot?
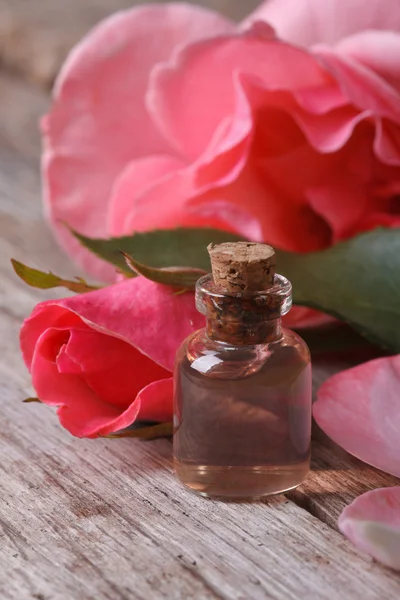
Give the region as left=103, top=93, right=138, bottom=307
left=21, top=305, right=83, bottom=368
left=355, top=212, right=400, bottom=234
left=183, top=198, right=264, bottom=242
left=291, top=106, right=371, bottom=154
left=58, top=401, right=141, bottom=438
left=336, top=31, right=400, bottom=91
left=56, top=345, right=82, bottom=375
left=32, top=328, right=141, bottom=437
left=374, top=119, right=400, bottom=166
left=307, top=177, right=368, bottom=241
left=21, top=276, right=204, bottom=374
left=149, top=26, right=331, bottom=161
left=43, top=4, right=234, bottom=280
left=122, top=164, right=264, bottom=240
left=136, top=377, right=174, bottom=422
left=244, top=0, right=400, bottom=47
left=284, top=307, right=333, bottom=329
left=193, top=102, right=253, bottom=191
left=65, top=329, right=170, bottom=406
left=235, top=73, right=363, bottom=156
left=313, top=355, right=400, bottom=478
left=108, top=155, right=185, bottom=236
left=339, top=487, right=400, bottom=571
left=124, top=149, right=332, bottom=253
left=111, top=100, right=256, bottom=239
left=315, top=47, right=400, bottom=125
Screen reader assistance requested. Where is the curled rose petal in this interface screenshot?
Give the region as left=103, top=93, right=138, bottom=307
left=339, top=487, right=400, bottom=571
left=315, top=46, right=400, bottom=125
left=336, top=31, right=400, bottom=89
left=135, top=378, right=174, bottom=423
left=313, top=355, right=400, bottom=477
left=33, top=331, right=143, bottom=438
left=108, top=154, right=185, bottom=236
left=149, top=26, right=331, bottom=161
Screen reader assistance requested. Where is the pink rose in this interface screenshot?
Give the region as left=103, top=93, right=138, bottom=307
left=21, top=277, right=203, bottom=437
left=43, top=0, right=400, bottom=281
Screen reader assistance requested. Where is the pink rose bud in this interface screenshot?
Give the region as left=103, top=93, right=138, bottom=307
left=21, top=277, right=204, bottom=438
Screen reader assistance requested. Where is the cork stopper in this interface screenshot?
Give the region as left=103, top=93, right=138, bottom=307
left=207, top=242, right=276, bottom=293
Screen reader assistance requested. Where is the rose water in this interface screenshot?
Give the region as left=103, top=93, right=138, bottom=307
left=173, top=242, right=312, bottom=499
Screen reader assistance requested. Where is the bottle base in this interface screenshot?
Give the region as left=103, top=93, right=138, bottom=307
left=174, top=460, right=309, bottom=500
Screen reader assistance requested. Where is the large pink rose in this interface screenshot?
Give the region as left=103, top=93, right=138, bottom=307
left=21, top=277, right=203, bottom=437
left=43, top=0, right=400, bottom=281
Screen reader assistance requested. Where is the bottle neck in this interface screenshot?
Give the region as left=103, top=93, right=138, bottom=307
left=195, top=273, right=292, bottom=347
left=206, top=317, right=282, bottom=346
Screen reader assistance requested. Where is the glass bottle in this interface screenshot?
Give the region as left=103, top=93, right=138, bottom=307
left=173, top=243, right=312, bottom=499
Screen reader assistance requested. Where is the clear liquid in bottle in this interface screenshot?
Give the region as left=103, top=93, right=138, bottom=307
left=174, top=329, right=311, bottom=499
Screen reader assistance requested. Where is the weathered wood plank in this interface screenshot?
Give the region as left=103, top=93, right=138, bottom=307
left=1, top=73, right=400, bottom=599
left=2, top=398, right=400, bottom=600
left=0, top=0, right=260, bottom=86
left=291, top=440, right=400, bottom=529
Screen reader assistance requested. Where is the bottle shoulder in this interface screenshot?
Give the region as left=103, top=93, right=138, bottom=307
left=175, top=327, right=310, bottom=380
left=178, top=328, right=309, bottom=357
left=279, top=328, right=311, bottom=360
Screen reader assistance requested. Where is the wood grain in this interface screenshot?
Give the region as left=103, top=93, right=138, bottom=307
left=1, top=73, right=400, bottom=599
left=291, top=440, right=400, bottom=529
left=0, top=0, right=260, bottom=86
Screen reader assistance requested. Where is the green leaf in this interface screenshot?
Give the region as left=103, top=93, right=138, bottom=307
left=72, top=226, right=400, bottom=351
left=277, top=228, right=400, bottom=351
left=72, top=227, right=241, bottom=276
left=23, top=397, right=42, bottom=403
left=11, top=259, right=100, bottom=294
left=122, top=252, right=206, bottom=289
left=103, top=422, right=173, bottom=440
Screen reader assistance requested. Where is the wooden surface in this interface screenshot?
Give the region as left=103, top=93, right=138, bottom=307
left=1, top=2, right=400, bottom=598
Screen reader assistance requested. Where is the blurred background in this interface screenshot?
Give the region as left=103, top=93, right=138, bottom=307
left=0, top=0, right=260, bottom=87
